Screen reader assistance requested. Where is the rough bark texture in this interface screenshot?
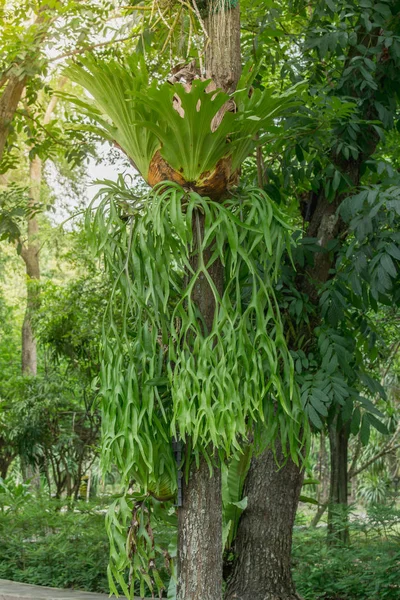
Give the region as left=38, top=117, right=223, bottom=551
left=225, top=442, right=304, bottom=600
left=177, top=3, right=241, bottom=599
left=327, top=419, right=350, bottom=545
left=177, top=211, right=224, bottom=600
left=178, top=453, right=223, bottom=600
left=205, top=1, right=242, bottom=94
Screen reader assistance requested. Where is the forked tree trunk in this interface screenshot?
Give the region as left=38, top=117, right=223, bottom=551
left=177, top=3, right=241, bottom=596
left=327, top=418, right=350, bottom=546
left=225, top=442, right=304, bottom=600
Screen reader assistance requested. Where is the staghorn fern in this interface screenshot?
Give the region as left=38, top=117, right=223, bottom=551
left=88, top=179, right=308, bottom=597
left=63, top=54, right=161, bottom=178
left=63, top=54, right=296, bottom=196
left=68, top=54, right=306, bottom=598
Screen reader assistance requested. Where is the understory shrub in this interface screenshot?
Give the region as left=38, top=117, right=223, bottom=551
left=0, top=496, right=109, bottom=593
left=293, top=505, right=400, bottom=600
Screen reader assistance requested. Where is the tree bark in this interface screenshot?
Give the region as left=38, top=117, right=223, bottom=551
left=204, top=0, right=242, bottom=94
left=0, top=454, right=14, bottom=479
left=311, top=434, right=330, bottom=528
left=177, top=210, right=224, bottom=600
left=327, top=418, right=350, bottom=546
left=176, top=2, right=241, bottom=599
left=20, top=86, right=64, bottom=376
left=178, top=451, right=223, bottom=600
left=225, top=442, right=304, bottom=600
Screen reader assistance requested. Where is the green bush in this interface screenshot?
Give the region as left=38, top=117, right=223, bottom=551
left=0, top=496, right=109, bottom=593
left=293, top=506, right=400, bottom=600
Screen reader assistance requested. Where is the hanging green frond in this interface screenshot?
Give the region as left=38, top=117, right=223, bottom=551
left=222, top=446, right=252, bottom=550
left=88, top=179, right=308, bottom=595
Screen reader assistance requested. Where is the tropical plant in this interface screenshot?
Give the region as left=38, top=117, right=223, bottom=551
left=64, top=56, right=296, bottom=196
left=0, top=478, right=31, bottom=514
left=64, top=53, right=309, bottom=596
left=357, top=473, right=391, bottom=505
left=88, top=177, right=308, bottom=596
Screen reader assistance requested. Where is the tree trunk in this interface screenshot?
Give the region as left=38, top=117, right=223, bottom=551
left=21, top=155, right=41, bottom=376
left=311, top=434, right=330, bottom=528
left=0, top=460, right=8, bottom=479
left=0, top=75, right=27, bottom=163
left=177, top=2, right=241, bottom=598
left=0, top=438, right=14, bottom=479
left=178, top=452, right=223, bottom=600
left=327, top=418, right=350, bottom=546
left=204, top=0, right=241, bottom=94
left=177, top=210, right=224, bottom=600
left=225, top=443, right=304, bottom=600
left=20, top=88, right=63, bottom=376
left=0, top=455, right=12, bottom=479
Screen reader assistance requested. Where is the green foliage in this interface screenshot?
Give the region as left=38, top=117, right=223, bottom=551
left=357, top=473, right=392, bottom=505
left=222, top=446, right=252, bottom=550
left=1, top=495, right=399, bottom=600
left=63, top=55, right=160, bottom=179
left=339, top=185, right=400, bottom=304
left=64, top=54, right=295, bottom=186
left=94, top=180, right=305, bottom=481
left=0, top=272, right=104, bottom=495
left=0, top=478, right=31, bottom=514
left=0, top=496, right=110, bottom=593
left=293, top=507, right=400, bottom=600
left=0, top=184, right=29, bottom=244
left=89, top=179, right=308, bottom=595
left=35, top=277, right=107, bottom=375
left=106, top=493, right=176, bottom=599
left=0, top=0, right=120, bottom=171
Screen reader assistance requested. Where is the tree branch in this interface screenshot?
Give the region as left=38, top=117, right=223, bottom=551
left=350, top=443, right=400, bottom=479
